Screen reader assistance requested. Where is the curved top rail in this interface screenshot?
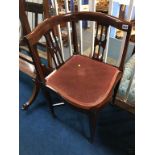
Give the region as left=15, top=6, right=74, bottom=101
left=25, top=11, right=132, bottom=45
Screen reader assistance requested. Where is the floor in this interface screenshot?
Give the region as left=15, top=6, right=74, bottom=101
left=19, top=72, right=135, bottom=155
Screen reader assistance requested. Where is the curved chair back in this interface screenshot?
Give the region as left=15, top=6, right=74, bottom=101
left=25, top=12, right=132, bottom=83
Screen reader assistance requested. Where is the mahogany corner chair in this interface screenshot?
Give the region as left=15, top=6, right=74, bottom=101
left=24, top=12, right=132, bottom=142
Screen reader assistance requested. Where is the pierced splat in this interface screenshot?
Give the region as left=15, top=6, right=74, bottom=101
left=92, top=22, right=108, bottom=61
left=44, top=29, right=64, bottom=69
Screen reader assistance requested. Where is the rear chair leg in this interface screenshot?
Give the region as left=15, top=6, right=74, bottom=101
left=112, top=80, right=121, bottom=105
left=22, top=79, right=40, bottom=110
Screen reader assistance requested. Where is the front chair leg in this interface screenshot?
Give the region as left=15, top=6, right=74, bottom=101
left=42, top=87, right=56, bottom=118
left=22, top=79, right=40, bottom=110
left=89, top=110, right=97, bottom=143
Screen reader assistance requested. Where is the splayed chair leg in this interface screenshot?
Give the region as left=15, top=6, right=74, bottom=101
left=22, top=79, right=40, bottom=110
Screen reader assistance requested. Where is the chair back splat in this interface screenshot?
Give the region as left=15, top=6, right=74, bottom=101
left=24, top=12, right=132, bottom=142
left=93, top=22, right=108, bottom=61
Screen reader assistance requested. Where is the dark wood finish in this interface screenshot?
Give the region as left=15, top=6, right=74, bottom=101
left=71, top=21, right=79, bottom=54
left=43, top=0, right=50, bottom=18
left=44, top=30, right=64, bottom=68
left=26, top=12, right=131, bottom=44
left=93, top=23, right=108, bottom=61
left=112, top=80, right=121, bottom=105
left=19, top=0, right=49, bottom=36
left=26, top=12, right=132, bottom=71
left=25, top=1, right=43, bottom=14
left=24, top=12, right=132, bottom=142
left=19, top=0, right=31, bottom=37
left=22, top=79, right=40, bottom=110
left=19, top=0, right=54, bottom=110
left=42, top=86, right=56, bottom=117
left=119, top=31, right=132, bottom=71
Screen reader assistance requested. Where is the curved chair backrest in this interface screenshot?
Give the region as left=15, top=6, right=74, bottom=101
left=25, top=11, right=132, bottom=83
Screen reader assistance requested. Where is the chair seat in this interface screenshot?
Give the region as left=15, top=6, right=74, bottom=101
left=46, top=55, right=122, bottom=110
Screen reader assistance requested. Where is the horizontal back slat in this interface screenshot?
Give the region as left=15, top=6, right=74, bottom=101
left=25, top=2, right=43, bottom=14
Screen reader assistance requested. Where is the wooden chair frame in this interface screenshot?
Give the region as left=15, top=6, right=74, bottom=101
left=19, top=0, right=53, bottom=109
left=24, top=11, right=132, bottom=142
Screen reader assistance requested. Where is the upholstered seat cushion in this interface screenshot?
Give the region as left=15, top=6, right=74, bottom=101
left=46, top=55, right=122, bottom=110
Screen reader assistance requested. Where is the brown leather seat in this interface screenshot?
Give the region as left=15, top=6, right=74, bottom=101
left=46, top=55, right=122, bottom=110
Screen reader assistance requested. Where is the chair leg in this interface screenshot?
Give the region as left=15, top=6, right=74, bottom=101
left=112, top=80, right=121, bottom=105
left=42, top=87, right=56, bottom=118
left=89, top=110, right=97, bottom=143
left=22, top=79, right=40, bottom=110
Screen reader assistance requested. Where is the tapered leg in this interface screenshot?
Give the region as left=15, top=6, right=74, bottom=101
left=22, top=80, right=40, bottom=110
left=42, top=87, right=56, bottom=118
left=89, top=110, right=97, bottom=143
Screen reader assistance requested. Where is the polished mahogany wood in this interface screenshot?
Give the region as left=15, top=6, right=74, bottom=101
left=44, top=30, right=64, bottom=68
left=26, top=11, right=132, bottom=71
left=21, top=80, right=40, bottom=110
left=19, top=0, right=53, bottom=110
left=19, top=0, right=50, bottom=37
left=24, top=12, right=132, bottom=142
left=93, top=23, right=108, bottom=61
